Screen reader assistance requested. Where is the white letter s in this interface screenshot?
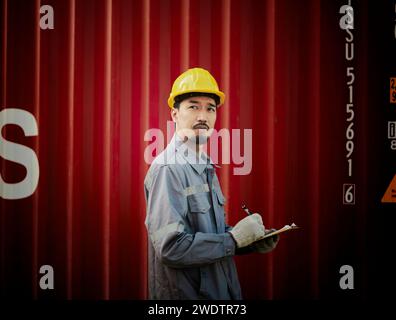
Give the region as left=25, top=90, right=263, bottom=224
left=0, top=108, right=39, bottom=200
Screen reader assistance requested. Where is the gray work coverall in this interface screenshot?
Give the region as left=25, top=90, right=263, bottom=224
left=144, top=134, right=243, bottom=299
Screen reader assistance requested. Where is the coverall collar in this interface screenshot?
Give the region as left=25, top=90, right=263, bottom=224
left=173, top=133, right=213, bottom=176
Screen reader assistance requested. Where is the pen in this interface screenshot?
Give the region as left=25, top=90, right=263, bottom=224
left=241, top=204, right=253, bottom=215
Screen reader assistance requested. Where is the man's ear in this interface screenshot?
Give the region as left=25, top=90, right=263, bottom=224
left=171, top=109, right=178, bottom=122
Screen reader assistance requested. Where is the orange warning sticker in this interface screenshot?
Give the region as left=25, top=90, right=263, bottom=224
left=381, top=174, right=396, bottom=203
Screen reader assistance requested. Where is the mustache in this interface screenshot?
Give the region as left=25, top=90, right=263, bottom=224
left=193, top=123, right=209, bottom=130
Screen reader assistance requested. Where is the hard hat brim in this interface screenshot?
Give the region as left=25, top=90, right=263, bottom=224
left=168, top=89, right=225, bottom=109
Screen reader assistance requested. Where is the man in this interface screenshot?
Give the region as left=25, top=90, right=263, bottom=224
left=144, top=67, right=279, bottom=300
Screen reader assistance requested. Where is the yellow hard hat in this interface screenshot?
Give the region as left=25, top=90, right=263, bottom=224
left=168, top=67, right=225, bottom=108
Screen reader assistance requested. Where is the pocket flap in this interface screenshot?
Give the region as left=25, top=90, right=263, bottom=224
left=214, top=187, right=226, bottom=205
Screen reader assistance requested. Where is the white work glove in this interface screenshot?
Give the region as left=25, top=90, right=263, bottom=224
left=253, top=228, right=280, bottom=254
left=228, top=213, right=265, bottom=248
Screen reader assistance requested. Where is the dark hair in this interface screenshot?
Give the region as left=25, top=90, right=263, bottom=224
left=173, top=92, right=220, bottom=109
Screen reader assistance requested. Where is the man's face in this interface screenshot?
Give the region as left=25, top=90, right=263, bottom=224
left=171, top=95, right=217, bottom=144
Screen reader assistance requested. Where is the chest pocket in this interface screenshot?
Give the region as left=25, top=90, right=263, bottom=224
left=187, top=192, right=211, bottom=213
left=185, top=184, right=211, bottom=214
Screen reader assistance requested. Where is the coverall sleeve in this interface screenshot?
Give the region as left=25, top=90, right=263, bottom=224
left=145, top=165, right=236, bottom=268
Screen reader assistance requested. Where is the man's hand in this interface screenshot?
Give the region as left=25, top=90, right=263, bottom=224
left=228, top=213, right=265, bottom=248
left=253, top=229, right=279, bottom=254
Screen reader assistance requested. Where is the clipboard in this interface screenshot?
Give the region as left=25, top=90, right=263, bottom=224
left=259, top=223, right=300, bottom=239
left=240, top=204, right=300, bottom=239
